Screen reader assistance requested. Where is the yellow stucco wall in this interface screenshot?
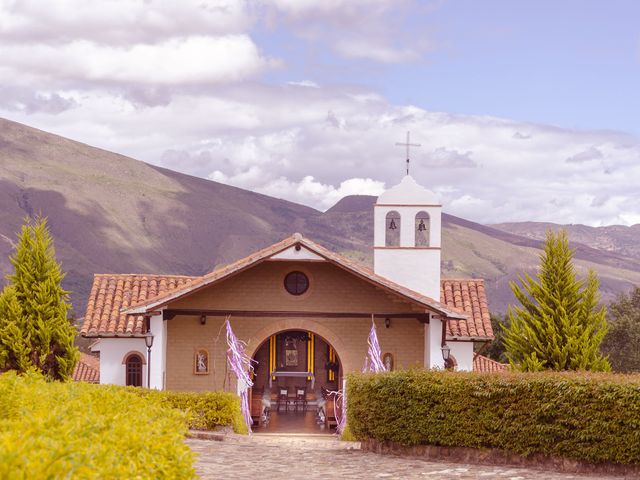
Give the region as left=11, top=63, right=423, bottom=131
left=165, top=260, right=426, bottom=392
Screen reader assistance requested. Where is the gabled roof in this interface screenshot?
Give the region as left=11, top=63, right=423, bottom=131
left=123, top=233, right=465, bottom=320
left=80, top=233, right=494, bottom=341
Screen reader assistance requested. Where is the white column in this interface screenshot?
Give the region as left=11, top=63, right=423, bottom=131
left=399, top=211, right=413, bottom=247
left=149, top=312, right=166, bottom=390
left=373, top=207, right=387, bottom=247
left=428, top=317, right=445, bottom=369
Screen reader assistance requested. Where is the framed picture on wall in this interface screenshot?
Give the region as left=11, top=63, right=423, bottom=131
left=194, top=348, right=210, bottom=375
left=382, top=352, right=394, bottom=371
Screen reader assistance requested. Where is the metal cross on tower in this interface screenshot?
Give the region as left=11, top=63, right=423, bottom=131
left=395, top=131, right=421, bottom=175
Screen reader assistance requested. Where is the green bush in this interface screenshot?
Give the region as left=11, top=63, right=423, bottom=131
left=135, top=389, right=247, bottom=434
left=0, top=371, right=195, bottom=478
left=348, top=370, right=640, bottom=465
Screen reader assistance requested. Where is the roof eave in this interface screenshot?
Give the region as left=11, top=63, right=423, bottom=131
left=81, top=332, right=147, bottom=339
left=446, top=335, right=494, bottom=342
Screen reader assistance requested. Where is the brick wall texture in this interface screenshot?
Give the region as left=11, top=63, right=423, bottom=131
left=165, top=260, right=427, bottom=392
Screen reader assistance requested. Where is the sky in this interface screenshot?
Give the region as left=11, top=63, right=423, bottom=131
left=0, top=0, right=639, bottom=226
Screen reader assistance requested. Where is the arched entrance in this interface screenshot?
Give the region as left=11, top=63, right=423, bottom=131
left=249, top=328, right=343, bottom=434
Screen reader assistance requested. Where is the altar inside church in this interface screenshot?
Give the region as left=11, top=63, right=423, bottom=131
left=251, top=329, right=341, bottom=400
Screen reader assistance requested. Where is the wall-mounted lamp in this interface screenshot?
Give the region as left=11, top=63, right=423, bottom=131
left=384, top=317, right=391, bottom=329
left=200, top=314, right=207, bottom=325
left=441, top=343, right=451, bottom=361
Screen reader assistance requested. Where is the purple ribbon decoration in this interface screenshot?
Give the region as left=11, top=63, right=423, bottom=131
left=225, top=317, right=255, bottom=433
left=363, top=316, right=388, bottom=373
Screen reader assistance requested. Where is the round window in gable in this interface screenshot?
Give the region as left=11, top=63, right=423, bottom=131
left=284, top=271, right=309, bottom=296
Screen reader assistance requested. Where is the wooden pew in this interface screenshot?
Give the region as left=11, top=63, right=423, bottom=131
left=250, top=388, right=265, bottom=425
left=323, top=391, right=339, bottom=430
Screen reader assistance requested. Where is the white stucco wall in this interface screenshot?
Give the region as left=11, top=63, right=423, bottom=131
left=373, top=202, right=442, bottom=300
left=449, top=341, right=474, bottom=372
left=424, top=318, right=445, bottom=370
left=90, top=312, right=166, bottom=388
left=91, top=338, right=148, bottom=386
left=149, top=313, right=166, bottom=390
left=374, top=248, right=441, bottom=300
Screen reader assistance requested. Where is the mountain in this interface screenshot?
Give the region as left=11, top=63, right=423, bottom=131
left=2, top=117, right=640, bottom=320
left=490, top=222, right=640, bottom=261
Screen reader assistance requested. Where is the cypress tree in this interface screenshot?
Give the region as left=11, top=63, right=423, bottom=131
left=0, top=217, right=78, bottom=380
left=503, top=229, right=610, bottom=371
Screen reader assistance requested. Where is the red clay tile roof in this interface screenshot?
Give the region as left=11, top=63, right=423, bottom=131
left=441, top=279, right=493, bottom=339
left=73, top=353, right=100, bottom=383
left=80, top=274, right=197, bottom=336
left=80, top=234, right=493, bottom=341
left=473, top=354, right=508, bottom=373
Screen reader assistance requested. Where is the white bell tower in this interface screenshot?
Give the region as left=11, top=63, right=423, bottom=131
left=374, top=175, right=444, bottom=370
left=373, top=175, right=442, bottom=299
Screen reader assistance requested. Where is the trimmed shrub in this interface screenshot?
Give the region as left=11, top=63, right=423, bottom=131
left=0, top=371, right=195, bottom=478
left=136, top=389, right=247, bottom=434
left=348, top=370, right=640, bottom=465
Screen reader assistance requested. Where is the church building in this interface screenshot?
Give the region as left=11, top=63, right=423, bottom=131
left=80, top=175, right=494, bottom=398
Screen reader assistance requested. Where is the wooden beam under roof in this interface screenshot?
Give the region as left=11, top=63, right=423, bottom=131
left=163, top=308, right=430, bottom=322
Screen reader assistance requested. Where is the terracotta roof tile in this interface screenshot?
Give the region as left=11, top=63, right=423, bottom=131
left=81, top=235, right=493, bottom=341
left=441, top=279, right=493, bottom=340
left=473, top=354, right=509, bottom=373
left=80, top=274, right=197, bottom=336
left=72, top=353, right=100, bottom=383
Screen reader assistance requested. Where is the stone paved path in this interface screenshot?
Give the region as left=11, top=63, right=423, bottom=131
left=187, top=434, right=622, bottom=480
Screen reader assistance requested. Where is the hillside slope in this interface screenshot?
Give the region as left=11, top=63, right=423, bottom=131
left=1, top=117, right=639, bottom=316
left=491, top=221, right=640, bottom=261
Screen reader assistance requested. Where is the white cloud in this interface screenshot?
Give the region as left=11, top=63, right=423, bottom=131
left=210, top=170, right=385, bottom=209
left=263, top=0, right=430, bottom=64
left=266, top=0, right=399, bottom=20
left=334, top=39, right=421, bottom=63
left=4, top=82, right=640, bottom=225
left=1, top=35, right=273, bottom=87
left=566, top=146, right=604, bottom=163
left=0, top=0, right=276, bottom=97
left=286, top=80, right=320, bottom=88
left=0, top=0, right=252, bottom=43
left=426, top=147, right=476, bottom=168
left=1, top=1, right=639, bottom=227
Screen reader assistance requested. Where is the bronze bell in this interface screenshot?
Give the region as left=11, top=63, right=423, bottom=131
left=418, top=219, right=427, bottom=231
left=389, top=218, right=397, bottom=230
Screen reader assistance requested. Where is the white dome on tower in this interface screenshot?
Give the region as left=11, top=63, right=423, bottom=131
left=376, top=175, right=439, bottom=205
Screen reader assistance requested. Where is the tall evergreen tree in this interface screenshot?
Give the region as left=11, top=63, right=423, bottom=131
left=0, top=217, right=78, bottom=380
left=503, top=230, right=610, bottom=371
left=601, top=286, right=640, bottom=372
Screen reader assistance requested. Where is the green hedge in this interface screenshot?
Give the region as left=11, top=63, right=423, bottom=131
left=135, top=389, right=247, bottom=434
left=347, top=370, right=640, bottom=465
left=0, top=371, right=195, bottom=478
